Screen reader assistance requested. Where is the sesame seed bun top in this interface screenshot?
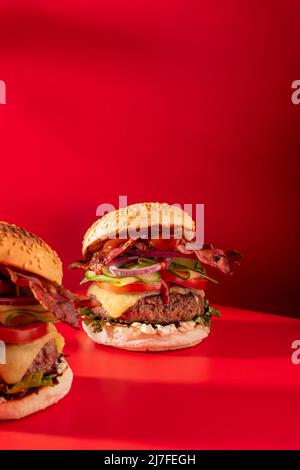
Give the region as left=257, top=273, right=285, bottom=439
left=82, top=202, right=196, bottom=257
left=0, top=222, right=63, bottom=285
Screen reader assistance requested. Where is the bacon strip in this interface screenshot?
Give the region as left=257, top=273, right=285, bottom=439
left=4, top=267, right=99, bottom=328
left=177, top=243, right=242, bottom=274
left=70, top=236, right=242, bottom=276
left=89, top=238, right=136, bottom=273
left=69, top=259, right=90, bottom=271
left=70, top=239, right=137, bottom=274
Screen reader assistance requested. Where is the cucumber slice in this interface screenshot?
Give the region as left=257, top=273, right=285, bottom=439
left=5, top=310, right=58, bottom=326
left=135, top=272, right=161, bottom=283
left=187, top=269, right=219, bottom=285
left=85, top=272, right=138, bottom=286
left=168, top=265, right=190, bottom=280
left=85, top=271, right=122, bottom=283
left=171, top=261, right=219, bottom=284
left=85, top=270, right=99, bottom=280
left=5, top=312, right=38, bottom=327
left=107, top=276, right=138, bottom=286
left=173, top=258, right=200, bottom=270
left=187, top=269, right=202, bottom=279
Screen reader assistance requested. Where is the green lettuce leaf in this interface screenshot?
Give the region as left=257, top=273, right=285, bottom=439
left=193, top=299, right=221, bottom=326
left=80, top=307, right=106, bottom=333
left=4, top=370, right=58, bottom=395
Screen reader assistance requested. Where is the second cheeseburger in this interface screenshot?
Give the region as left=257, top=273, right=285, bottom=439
left=0, top=222, right=95, bottom=420
left=72, top=203, right=241, bottom=352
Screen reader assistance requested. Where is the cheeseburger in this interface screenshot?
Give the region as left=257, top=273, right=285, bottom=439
left=72, top=203, right=241, bottom=352
left=0, top=222, right=94, bottom=420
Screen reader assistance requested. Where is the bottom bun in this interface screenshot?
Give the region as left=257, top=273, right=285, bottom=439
left=0, top=364, right=73, bottom=420
left=83, top=321, right=210, bottom=352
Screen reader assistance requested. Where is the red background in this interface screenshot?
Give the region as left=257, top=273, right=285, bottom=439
left=0, top=0, right=299, bottom=316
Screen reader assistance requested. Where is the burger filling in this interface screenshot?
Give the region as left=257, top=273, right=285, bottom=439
left=0, top=224, right=100, bottom=411
left=115, top=291, right=204, bottom=324
left=0, top=326, right=67, bottom=402
left=81, top=288, right=220, bottom=333
left=87, top=290, right=204, bottom=324
left=74, top=238, right=228, bottom=332
left=0, top=267, right=99, bottom=329
left=0, top=270, right=74, bottom=404
left=0, top=356, right=67, bottom=401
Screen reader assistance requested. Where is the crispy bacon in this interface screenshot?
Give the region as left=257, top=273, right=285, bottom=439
left=69, top=259, right=90, bottom=271
left=70, top=239, right=136, bottom=274
left=4, top=267, right=100, bottom=328
left=176, top=243, right=242, bottom=274
left=89, top=238, right=136, bottom=273
left=71, top=236, right=242, bottom=277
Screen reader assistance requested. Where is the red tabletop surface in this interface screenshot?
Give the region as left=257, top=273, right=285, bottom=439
left=0, top=306, right=300, bottom=450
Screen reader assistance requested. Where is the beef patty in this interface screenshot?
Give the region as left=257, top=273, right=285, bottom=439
left=93, top=292, right=205, bottom=325
left=28, top=339, right=59, bottom=374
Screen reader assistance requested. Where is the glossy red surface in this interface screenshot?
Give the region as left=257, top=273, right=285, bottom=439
left=0, top=306, right=300, bottom=449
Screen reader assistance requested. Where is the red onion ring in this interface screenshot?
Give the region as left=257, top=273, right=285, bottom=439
left=108, top=256, right=139, bottom=266
left=126, top=250, right=196, bottom=259
left=109, top=262, right=161, bottom=277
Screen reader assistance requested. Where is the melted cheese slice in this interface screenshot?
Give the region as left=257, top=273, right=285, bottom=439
left=88, top=283, right=158, bottom=318
left=0, top=324, right=64, bottom=384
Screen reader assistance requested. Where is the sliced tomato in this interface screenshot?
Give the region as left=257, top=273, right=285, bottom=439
left=96, top=281, right=161, bottom=293
left=161, top=271, right=208, bottom=290
left=179, top=278, right=208, bottom=290
left=148, top=239, right=179, bottom=250
left=0, top=296, right=39, bottom=306
left=0, top=322, right=48, bottom=344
